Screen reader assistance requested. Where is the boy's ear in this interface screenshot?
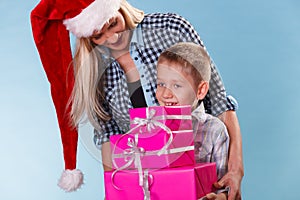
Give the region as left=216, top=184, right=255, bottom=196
left=197, top=81, right=209, bottom=100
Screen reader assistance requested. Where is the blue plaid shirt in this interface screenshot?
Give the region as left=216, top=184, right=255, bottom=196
left=94, top=13, right=238, bottom=147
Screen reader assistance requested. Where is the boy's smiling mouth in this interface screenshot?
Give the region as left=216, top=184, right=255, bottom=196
left=164, top=102, right=178, bottom=106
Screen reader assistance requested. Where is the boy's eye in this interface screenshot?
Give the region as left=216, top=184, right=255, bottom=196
left=174, top=84, right=181, bottom=89
left=157, top=82, right=166, bottom=87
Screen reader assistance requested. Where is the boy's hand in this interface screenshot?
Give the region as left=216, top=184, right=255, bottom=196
left=206, top=192, right=227, bottom=200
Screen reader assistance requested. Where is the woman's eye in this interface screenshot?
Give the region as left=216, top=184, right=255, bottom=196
left=91, top=33, right=103, bottom=40
left=108, top=20, right=117, bottom=29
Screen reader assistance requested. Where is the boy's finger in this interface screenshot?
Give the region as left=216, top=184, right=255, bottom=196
left=206, top=192, right=217, bottom=199
left=214, top=181, right=224, bottom=188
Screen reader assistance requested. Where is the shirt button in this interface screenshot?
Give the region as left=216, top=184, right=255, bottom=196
left=134, top=57, right=138, bottom=61
left=146, top=89, right=150, bottom=92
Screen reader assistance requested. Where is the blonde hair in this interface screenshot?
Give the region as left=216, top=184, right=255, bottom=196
left=120, top=0, right=144, bottom=29
left=70, top=1, right=144, bottom=130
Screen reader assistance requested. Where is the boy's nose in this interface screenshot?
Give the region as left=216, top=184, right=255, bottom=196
left=162, top=87, right=173, bottom=98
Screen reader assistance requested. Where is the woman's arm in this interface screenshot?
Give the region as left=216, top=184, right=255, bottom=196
left=171, top=14, right=244, bottom=199
left=113, top=51, right=140, bottom=82
left=217, top=110, right=243, bottom=200
left=113, top=50, right=147, bottom=107
left=101, top=142, right=113, bottom=171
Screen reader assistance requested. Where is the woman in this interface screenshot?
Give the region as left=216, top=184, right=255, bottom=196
left=31, top=0, right=243, bottom=198
left=70, top=1, right=243, bottom=199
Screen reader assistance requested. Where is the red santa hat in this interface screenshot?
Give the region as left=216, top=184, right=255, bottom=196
left=30, top=0, right=121, bottom=192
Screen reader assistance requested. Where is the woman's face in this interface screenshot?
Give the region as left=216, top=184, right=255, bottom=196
left=90, top=11, right=131, bottom=51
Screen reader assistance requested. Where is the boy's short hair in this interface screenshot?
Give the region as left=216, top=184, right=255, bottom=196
left=158, top=42, right=211, bottom=83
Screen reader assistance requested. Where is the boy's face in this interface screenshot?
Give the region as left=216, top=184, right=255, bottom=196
left=156, top=60, right=198, bottom=106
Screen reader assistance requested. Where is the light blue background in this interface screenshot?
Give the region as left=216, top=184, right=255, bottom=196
left=1, top=0, right=299, bottom=199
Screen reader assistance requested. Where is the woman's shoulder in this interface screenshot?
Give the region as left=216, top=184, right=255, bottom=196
left=144, top=12, right=183, bottom=18
left=142, top=12, right=190, bottom=27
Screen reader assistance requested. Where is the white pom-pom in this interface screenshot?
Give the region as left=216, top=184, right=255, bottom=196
left=58, top=169, right=84, bottom=192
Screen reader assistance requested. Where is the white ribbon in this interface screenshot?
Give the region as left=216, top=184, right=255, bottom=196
left=131, top=108, right=174, bottom=156
left=132, top=108, right=192, bottom=132
left=111, top=135, right=145, bottom=188
left=142, top=170, right=153, bottom=200
left=113, top=145, right=194, bottom=159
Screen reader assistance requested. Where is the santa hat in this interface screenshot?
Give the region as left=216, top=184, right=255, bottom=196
left=30, top=0, right=121, bottom=192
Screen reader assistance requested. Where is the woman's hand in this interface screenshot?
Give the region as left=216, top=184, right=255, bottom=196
left=112, top=50, right=140, bottom=82
left=214, top=171, right=242, bottom=200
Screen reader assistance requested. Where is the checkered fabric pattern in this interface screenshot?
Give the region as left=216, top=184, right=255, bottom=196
left=192, top=105, right=229, bottom=180
left=94, top=13, right=238, bottom=147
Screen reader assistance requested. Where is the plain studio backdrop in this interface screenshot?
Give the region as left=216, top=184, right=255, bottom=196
left=1, top=0, right=299, bottom=199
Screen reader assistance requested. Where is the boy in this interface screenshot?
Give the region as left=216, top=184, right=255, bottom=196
left=156, top=42, right=229, bottom=200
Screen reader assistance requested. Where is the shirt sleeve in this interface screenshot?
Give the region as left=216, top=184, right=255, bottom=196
left=212, top=123, right=230, bottom=180
left=169, top=13, right=238, bottom=116
left=93, top=118, right=124, bottom=149
left=127, top=80, right=148, bottom=108
left=193, top=112, right=229, bottom=181
left=92, top=96, right=126, bottom=148
left=93, top=60, right=131, bottom=147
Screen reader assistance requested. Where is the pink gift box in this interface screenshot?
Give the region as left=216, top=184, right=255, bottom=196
left=110, top=129, right=195, bottom=169
left=110, top=105, right=195, bottom=169
left=104, top=163, right=217, bottom=200
left=129, top=105, right=193, bottom=132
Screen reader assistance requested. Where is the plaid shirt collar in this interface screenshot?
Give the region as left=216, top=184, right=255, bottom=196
left=131, top=24, right=145, bottom=47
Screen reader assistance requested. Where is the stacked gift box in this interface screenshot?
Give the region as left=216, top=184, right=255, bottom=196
left=104, top=105, right=217, bottom=200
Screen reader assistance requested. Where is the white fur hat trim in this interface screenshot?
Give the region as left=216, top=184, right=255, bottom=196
left=63, top=0, right=122, bottom=37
